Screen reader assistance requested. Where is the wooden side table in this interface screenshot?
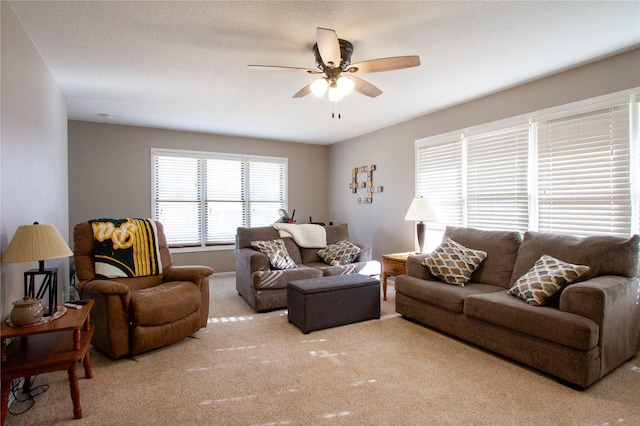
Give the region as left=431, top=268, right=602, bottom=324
left=381, top=252, right=413, bottom=300
left=1, top=300, right=95, bottom=425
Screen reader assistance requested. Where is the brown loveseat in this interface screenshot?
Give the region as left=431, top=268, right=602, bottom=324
left=235, top=223, right=380, bottom=312
left=395, top=226, right=640, bottom=388
left=74, top=221, right=214, bottom=359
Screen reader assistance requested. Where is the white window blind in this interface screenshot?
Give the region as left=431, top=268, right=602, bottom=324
left=416, top=138, right=463, bottom=228
left=152, top=149, right=287, bottom=247
left=414, top=93, right=639, bottom=238
left=248, top=161, right=287, bottom=228
left=153, top=154, right=202, bottom=246
left=205, top=158, right=245, bottom=244
left=537, top=105, right=631, bottom=237
left=466, top=125, right=529, bottom=232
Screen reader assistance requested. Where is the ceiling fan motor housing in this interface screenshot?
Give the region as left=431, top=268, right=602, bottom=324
left=313, top=39, right=353, bottom=71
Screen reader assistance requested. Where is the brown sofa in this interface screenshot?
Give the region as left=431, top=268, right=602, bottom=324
left=235, top=223, right=380, bottom=312
left=74, top=221, right=214, bottom=359
left=395, top=226, right=640, bottom=388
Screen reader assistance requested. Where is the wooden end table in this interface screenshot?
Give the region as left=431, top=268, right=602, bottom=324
left=1, top=300, right=95, bottom=425
left=381, top=252, right=413, bottom=300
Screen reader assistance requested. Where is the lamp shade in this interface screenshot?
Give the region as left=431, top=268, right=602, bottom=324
left=2, top=223, right=73, bottom=264
left=404, top=196, right=437, bottom=222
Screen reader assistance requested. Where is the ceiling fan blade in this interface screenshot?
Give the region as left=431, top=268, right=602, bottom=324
left=293, top=83, right=312, bottom=98
left=350, top=76, right=383, bottom=98
left=347, top=55, right=421, bottom=73
left=248, top=65, right=321, bottom=74
left=316, top=27, right=341, bottom=67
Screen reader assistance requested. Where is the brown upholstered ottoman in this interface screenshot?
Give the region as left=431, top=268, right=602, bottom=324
left=287, top=274, right=380, bottom=333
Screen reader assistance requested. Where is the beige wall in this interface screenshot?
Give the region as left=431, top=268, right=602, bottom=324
left=68, top=121, right=330, bottom=272
left=329, top=48, right=640, bottom=261
left=1, top=2, right=70, bottom=317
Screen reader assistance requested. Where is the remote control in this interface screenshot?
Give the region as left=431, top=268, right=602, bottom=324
left=64, top=302, right=82, bottom=310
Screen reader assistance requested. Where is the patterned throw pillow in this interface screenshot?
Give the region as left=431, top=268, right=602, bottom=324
left=508, top=254, right=590, bottom=306
left=250, top=239, right=297, bottom=270
left=317, top=240, right=362, bottom=266
left=421, top=237, right=487, bottom=286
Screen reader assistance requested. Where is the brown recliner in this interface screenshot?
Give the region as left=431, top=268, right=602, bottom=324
left=73, top=220, right=214, bottom=359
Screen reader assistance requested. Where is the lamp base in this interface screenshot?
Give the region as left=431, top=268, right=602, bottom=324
left=24, top=267, right=58, bottom=317
left=416, top=222, right=426, bottom=254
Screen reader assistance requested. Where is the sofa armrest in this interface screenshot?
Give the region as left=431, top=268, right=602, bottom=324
left=560, top=275, right=640, bottom=374
left=73, top=279, right=132, bottom=358
left=405, top=254, right=438, bottom=280
left=76, top=279, right=130, bottom=297
left=235, top=247, right=270, bottom=297
left=75, top=278, right=132, bottom=315
left=235, top=247, right=270, bottom=272
left=355, top=243, right=372, bottom=262
left=163, top=265, right=214, bottom=283
left=164, top=265, right=213, bottom=327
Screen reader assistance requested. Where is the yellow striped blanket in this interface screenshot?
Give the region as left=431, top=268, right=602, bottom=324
left=89, top=218, right=163, bottom=279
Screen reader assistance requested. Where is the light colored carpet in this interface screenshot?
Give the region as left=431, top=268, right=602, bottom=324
left=5, top=273, right=640, bottom=425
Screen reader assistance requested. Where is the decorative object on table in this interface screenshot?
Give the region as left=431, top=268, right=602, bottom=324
left=10, top=296, right=43, bottom=325
left=275, top=208, right=296, bottom=224
left=2, top=222, right=73, bottom=316
left=5, top=305, right=66, bottom=328
left=350, top=164, right=383, bottom=204
left=404, top=196, right=438, bottom=253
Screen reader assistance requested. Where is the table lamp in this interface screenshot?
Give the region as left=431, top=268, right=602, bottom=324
left=404, top=196, right=437, bottom=253
left=2, top=222, right=73, bottom=316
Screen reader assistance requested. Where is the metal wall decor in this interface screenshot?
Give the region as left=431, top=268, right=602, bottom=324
left=350, top=164, right=383, bottom=204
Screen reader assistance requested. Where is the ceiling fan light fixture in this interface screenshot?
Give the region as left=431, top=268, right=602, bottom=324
left=310, top=78, right=328, bottom=97
left=328, top=86, right=344, bottom=103
left=336, top=76, right=355, bottom=96
left=249, top=27, right=420, bottom=105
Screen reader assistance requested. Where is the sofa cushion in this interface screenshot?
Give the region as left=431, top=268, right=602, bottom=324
left=464, top=291, right=599, bottom=351
left=444, top=226, right=522, bottom=288
left=509, top=232, right=640, bottom=286
left=237, top=226, right=280, bottom=248
left=421, top=237, right=487, bottom=286
left=508, top=255, right=590, bottom=306
left=250, top=239, right=297, bottom=270
left=252, top=266, right=322, bottom=290
left=324, top=223, right=351, bottom=244
left=130, top=281, right=200, bottom=326
left=394, top=276, right=504, bottom=313
left=317, top=240, right=362, bottom=266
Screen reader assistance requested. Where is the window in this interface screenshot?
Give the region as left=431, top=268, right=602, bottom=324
left=416, top=94, right=640, bottom=238
left=152, top=149, right=287, bottom=248
left=466, top=125, right=529, bottom=231
left=416, top=135, right=463, bottom=228
left=536, top=105, right=631, bottom=236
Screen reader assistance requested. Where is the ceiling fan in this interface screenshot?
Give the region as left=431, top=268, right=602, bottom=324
left=248, top=27, right=420, bottom=103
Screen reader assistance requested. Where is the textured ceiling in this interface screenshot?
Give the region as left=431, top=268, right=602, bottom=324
left=8, top=1, right=640, bottom=144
